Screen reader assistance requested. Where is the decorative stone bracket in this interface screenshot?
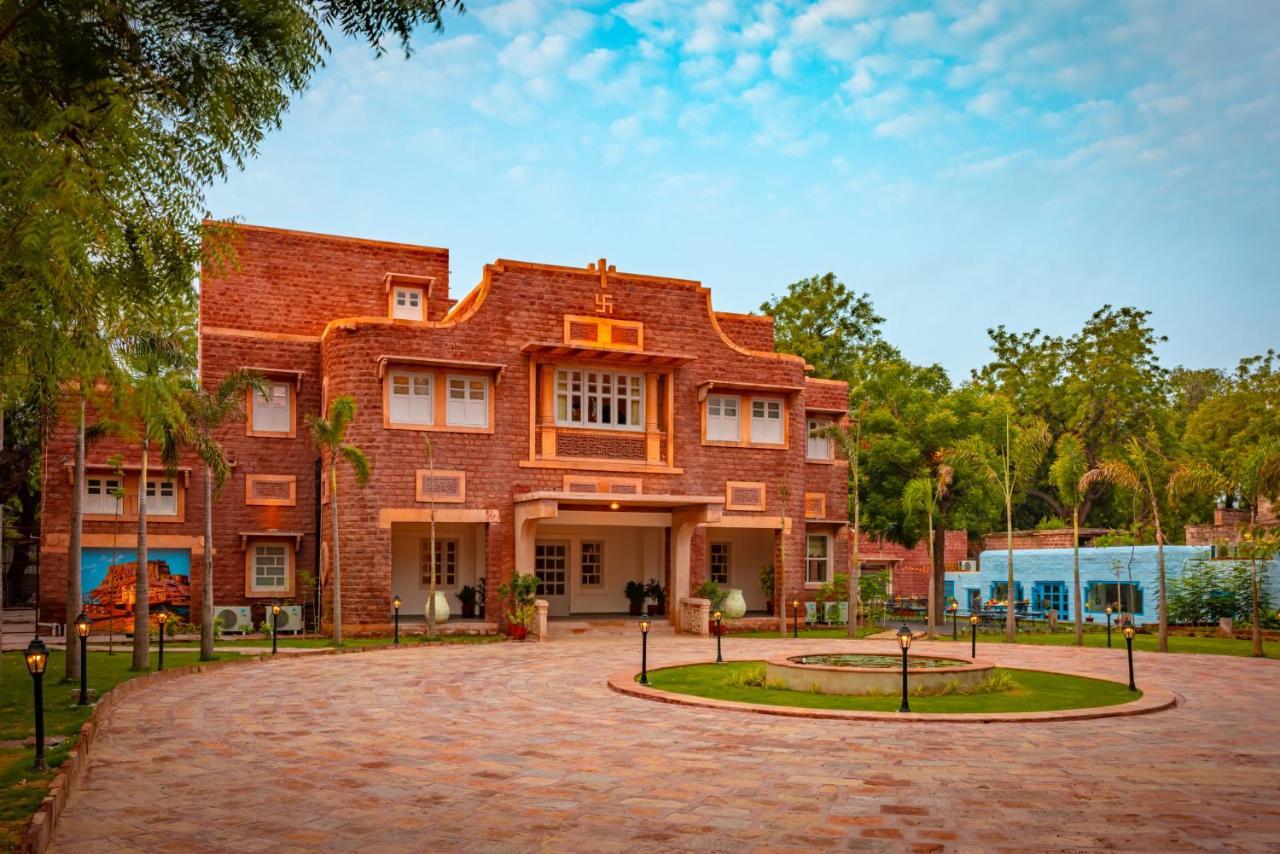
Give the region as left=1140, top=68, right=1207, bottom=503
left=679, top=597, right=710, bottom=637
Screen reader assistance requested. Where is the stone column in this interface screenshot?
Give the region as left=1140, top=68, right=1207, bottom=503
left=534, top=599, right=549, bottom=642
left=644, top=372, right=661, bottom=463
left=670, top=504, right=723, bottom=632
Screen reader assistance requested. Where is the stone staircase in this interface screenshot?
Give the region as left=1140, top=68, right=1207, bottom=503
left=547, top=617, right=676, bottom=638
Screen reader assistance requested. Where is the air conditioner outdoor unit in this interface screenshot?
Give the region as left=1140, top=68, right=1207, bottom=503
left=214, top=605, right=253, bottom=634
left=271, top=605, right=304, bottom=634
left=958, top=560, right=977, bottom=572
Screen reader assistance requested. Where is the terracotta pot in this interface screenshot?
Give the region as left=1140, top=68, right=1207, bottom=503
left=462, top=602, right=476, bottom=619
left=511, top=625, right=528, bottom=640
left=647, top=604, right=659, bottom=616
left=628, top=601, right=643, bottom=616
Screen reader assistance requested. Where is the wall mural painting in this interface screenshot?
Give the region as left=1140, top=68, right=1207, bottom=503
left=81, top=548, right=192, bottom=633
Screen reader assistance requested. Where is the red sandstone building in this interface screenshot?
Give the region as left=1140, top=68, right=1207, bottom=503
left=39, top=224, right=851, bottom=632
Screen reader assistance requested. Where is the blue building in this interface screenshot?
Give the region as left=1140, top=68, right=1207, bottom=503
left=943, top=545, right=1280, bottom=627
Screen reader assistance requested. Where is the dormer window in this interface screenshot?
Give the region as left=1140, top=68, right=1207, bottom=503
left=392, top=286, right=424, bottom=321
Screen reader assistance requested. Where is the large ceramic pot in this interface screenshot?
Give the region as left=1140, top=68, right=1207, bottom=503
left=424, top=591, right=451, bottom=624
left=721, top=588, right=747, bottom=620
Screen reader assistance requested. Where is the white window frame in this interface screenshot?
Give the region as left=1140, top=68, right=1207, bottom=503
left=392, top=286, right=424, bottom=321
left=252, top=381, right=292, bottom=434
left=706, top=394, right=741, bottom=442
left=709, top=542, right=730, bottom=585
left=580, top=540, right=604, bottom=587
left=250, top=543, right=290, bottom=593
left=446, top=375, right=489, bottom=428
left=145, top=478, right=178, bottom=516
left=84, top=476, right=123, bottom=516
left=806, top=534, right=830, bottom=584
left=388, top=370, right=434, bottom=425
left=535, top=541, right=569, bottom=597
left=554, top=368, right=644, bottom=432
left=807, top=417, right=833, bottom=460
left=750, top=397, right=785, bottom=445
left=420, top=538, right=458, bottom=588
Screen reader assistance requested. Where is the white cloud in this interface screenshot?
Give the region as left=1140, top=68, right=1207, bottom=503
left=873, top=111, right=933, bottom=138
left=479, top=0, right=543, bottom=37
left=843, top=65, right=874, bottom=96
left=967, top=89, right=1010, bottom=118
left=950, top=1, right=1000, bottom=38
left=498, top=33, right=569, bottom=79
left=890, top=12, right=938, bottom=44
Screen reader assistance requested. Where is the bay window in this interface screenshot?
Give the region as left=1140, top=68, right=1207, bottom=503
left=555, top=368, right=643, bottom=431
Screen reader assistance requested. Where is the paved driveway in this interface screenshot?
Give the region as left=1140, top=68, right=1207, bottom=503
left=49, top=636, right=1280, bottom=852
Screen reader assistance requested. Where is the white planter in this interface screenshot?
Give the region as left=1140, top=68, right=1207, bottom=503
left=424, top=591, right=451, bottom=624
left=721, top=588, right=747, bottom=619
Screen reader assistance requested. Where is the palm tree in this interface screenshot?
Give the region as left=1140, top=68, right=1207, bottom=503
left=1083, top=435, right=1170, bottom=651
left=948, top=411, right=1051, bottom=642
left=114, top=331, right=192, bottom=670
left=902, top=469, right=951, bottom=637
left=183, top=370, right=268, bottom=661
left=306, top=396, right=370, bottom=645
left=1168, top=440, right=1280, bottom=657
left=1048, top=433, right=1090, bottom=645
left=826, top=414, right=863, bottom=638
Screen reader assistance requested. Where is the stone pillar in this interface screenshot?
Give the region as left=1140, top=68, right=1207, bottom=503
left=670, top=504, right=722, bottom=631
left=644, top=372, right=662, bottom=463
left=538, top=363, right=557, bottom=458
left=680, top=597, right=710, bottom=637
left=534, top=599, right=549, bottom=642
left=1217, top=617, right=1234, bottom=639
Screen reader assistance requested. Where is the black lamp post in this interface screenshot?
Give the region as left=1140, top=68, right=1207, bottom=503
left=271, top=603, right=281, bottom=655
left=713, top=609, right=724, bottom=664
left=1123, top=625, right=1137, bottom=691
left=1105, top=605, right=1113, bottom=648
left=638, top=616, right=651, bottom=684
left=156, top=609, right=169, bottom=671
left=969, top=613, right=979, bottom=658
left=74, top=612, right=92, bottom=706
left=791, top=598, right=800, bottom=638
left=948, top=601, right=958, bottom=640
left=392, top=595, right=402, bottom=645
left=24, top=636, right=49, bottom=770
left=896, top=625, right=913, bottom=713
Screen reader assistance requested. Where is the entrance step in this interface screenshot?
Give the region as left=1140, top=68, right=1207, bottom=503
left=548, top=618, right=674, bottom=637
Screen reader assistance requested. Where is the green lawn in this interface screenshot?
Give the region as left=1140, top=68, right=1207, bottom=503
left=643, top=661, right=1138, bottom=714
left=0, top=649, right=209, bottom=850
left=733, top=626, right=881, bottom=640
left=929, top=629, right=1280, bottom=657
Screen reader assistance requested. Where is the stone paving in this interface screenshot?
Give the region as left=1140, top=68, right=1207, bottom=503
left=48, top=635, right=1280, bottom=852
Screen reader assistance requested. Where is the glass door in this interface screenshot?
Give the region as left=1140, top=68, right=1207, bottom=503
left=534, top=540, right=570, bottom=617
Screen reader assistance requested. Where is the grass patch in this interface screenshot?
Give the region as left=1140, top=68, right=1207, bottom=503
left=0, top=648, right=209, bottom=850
left=643, top=661, right=1138, bottom=714
left=931, top=630, right=1280, bottom=658
left=733, top=626, right=881, bottom=640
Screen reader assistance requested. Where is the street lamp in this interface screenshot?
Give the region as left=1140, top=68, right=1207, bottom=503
left=271, top=603, right=281, bottom=655
left=24, top=636, right=49, bottom=770
left=896, top=625, right=913, bottom=713
left=1105, top=605, right=1113, bottom=648
left=156, top=609, right=169, bottom=671
left=638, top=616, right=651, bottom=685
left=74, top=612, right=92, bottom=706
left=1123, top=625, right=1137, bottom=691
left=948, top=601, right=958, bottom=640
left=969, top=613, right=979, bottom=658
left=392, top=595, right=402, bottom=645
left=791, top=598, right=800, bottom=639
left=713, top=609, right=724, bottom=664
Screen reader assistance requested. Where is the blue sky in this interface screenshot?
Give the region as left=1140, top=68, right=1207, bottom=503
left=206, top=0, right=1280, bottom=379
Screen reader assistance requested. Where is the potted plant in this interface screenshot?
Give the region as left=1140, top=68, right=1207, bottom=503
left=759, top=563, right=776, bottom=616
left=458, top=585, right=478, bottom=619
left=695, top=581, right=728, bottom=633
left=498, top=573, right=539, bottom=640
left=645, top=578, right=665, bottom=616
left=625, top=580, right=647, bottom=616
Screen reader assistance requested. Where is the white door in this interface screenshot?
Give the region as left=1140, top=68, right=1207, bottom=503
left=535, top=540, right=570, bottom=617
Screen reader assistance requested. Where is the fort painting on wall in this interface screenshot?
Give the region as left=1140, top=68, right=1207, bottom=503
left=81, top=548, right=192, bottom=633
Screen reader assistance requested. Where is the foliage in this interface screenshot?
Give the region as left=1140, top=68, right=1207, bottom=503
left=624, top=580, right=647, bottom=606
left=1090, top=530, right=1142, bottom=548
left=498, top=573, right=539, bottom=610
left=644, top=578, right=665, bottom=604
left=694, top=580, right=727, bottom=610
left=819, top=572, right=850, bottom=604
left=1167, top=558, right=1270, bottom=625
left=858, top=570, right=889, bottom=604
left=458, top=585, right=478, bottom=607
left=758, top=563, right=776, bottom=601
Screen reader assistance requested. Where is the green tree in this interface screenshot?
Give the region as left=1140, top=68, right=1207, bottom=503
left=306, top=396, right=370, bottom=645
left=948, top=410, right=1051, bottom=642
left=1048, top=433, right=1090, bottom=645
left=183, top=371, right=268, bottom=661
left=760, top=273, right=895, bottom=385
left=1168, top=440, right=1280, bottom=656
left=827, top=414, right=864, bottom=637
left=1083, top=435, right=1173, bottom=651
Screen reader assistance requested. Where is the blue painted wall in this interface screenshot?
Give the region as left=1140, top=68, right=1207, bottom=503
left=944, top=545, right=1280, bottom=626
